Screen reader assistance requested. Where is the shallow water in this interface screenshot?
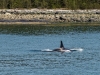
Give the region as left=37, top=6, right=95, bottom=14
left=0, top=24, right=100, bottom=75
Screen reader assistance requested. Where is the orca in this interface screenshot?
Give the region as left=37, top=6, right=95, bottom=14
left=42, top=41, right=78, bottom=52
left=53, top=41, right=71, bottom=52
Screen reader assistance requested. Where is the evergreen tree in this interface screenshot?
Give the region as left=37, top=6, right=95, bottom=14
left=0, top=0, right=99, bottom=9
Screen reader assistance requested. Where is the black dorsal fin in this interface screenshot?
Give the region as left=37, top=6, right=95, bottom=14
left=60, top=41, right=64, bottom=48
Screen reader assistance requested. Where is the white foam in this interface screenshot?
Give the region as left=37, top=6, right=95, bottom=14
left=41, top=49, right=53, bottom=52
left=70, top=48, right=83, bottom=52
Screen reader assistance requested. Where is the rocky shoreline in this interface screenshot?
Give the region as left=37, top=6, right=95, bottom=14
left=0, top=9, right=100, bottom=24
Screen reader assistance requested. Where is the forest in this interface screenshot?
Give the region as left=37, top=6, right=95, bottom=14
left=0, top=0, right=100, bottom=9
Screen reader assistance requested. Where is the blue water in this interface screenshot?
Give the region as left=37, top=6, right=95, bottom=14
left=0, top=25, right=100, bottom=75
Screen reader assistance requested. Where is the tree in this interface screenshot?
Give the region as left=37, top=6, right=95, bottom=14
left=0, top=0, right=100, bottom=9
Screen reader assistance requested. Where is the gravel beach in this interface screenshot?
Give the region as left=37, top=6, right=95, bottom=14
left=0, top=9, right=100, bottom=24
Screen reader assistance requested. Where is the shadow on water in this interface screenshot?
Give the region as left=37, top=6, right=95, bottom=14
left=0, top=24, right=100, bottom=35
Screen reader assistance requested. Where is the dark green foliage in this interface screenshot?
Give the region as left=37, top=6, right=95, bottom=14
left=0, top=0, right=100, bottom=9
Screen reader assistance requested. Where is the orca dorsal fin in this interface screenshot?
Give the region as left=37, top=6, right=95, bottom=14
left=60, top=41, right=64, bottom=48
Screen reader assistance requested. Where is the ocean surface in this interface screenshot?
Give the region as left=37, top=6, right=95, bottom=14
left=0, top=24, right=100, bottom=75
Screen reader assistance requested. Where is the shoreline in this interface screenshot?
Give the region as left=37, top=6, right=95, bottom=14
left=0, top=22, right=100, bottom=26
left=0, top=22, right=49, bottom=25
left=0, top=9, right=100, bottom=24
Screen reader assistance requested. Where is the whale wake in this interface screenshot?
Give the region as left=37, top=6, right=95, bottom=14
left=42, top=48, right=83, bottom=52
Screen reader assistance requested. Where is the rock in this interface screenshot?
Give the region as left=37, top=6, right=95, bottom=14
left=0, top=9, right=100, bottom=23
left=59, top=16, right=66, bottom=21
